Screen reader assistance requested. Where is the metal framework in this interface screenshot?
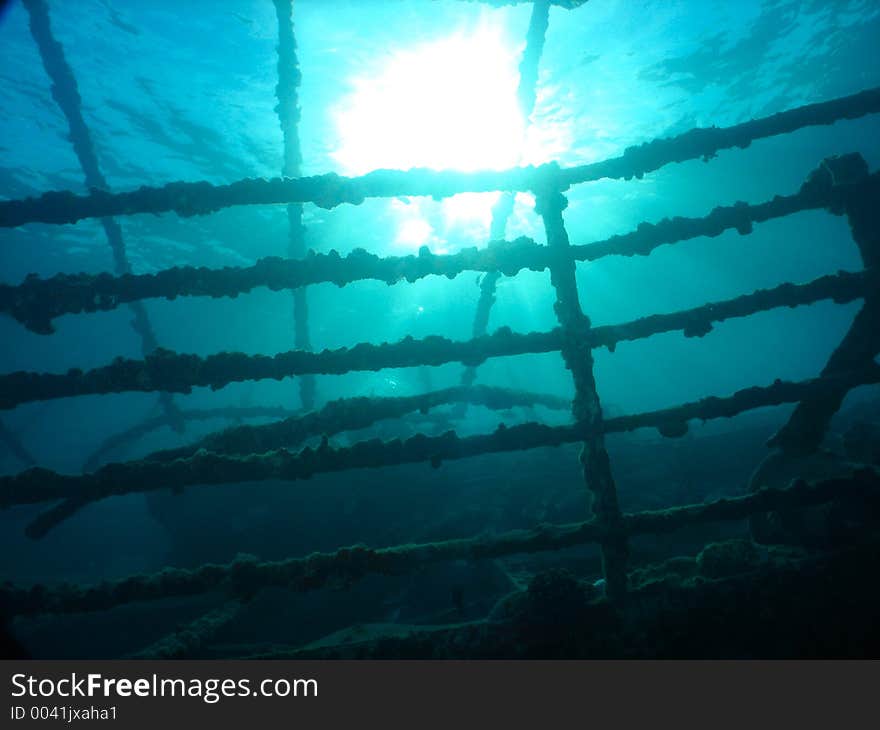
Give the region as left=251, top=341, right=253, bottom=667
left=1, top=0, right=879, bottom=655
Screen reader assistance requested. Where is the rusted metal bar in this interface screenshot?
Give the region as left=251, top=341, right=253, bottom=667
left=81, top=406, right=298, bottom=473
left=537, top=180, right=629, bottom=603
left=2, top=88, right=878, bottom=228
left=21, top=0, right=183, bottom=431
left=1, top=365, right=877, bottom=533
left=3, top=467, right=875, bottom=618
left=0, top=268, right=871, bottom=411
left=771, top=155, right=880, bottom=454
left=461, top=0, right=550, bottom=392
left=273, top=0, right=315, bottom=410
left=560, top=87, right=880, bottom=186
left=2, top=168, right=869, bottom=334
left=126, top=600, right=245, bottom=659
left=31, top=385, right=569, bottom=539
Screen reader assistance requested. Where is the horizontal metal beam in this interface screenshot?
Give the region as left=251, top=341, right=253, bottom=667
left=29, top=385, right=571, bottom=539
left=1, top=87, right=877, bottom=228
left=2, top=466, right=876, bottom=617
left=0, top=268, right=872, bottom=411
left=80, top=405, right=299, bottom=473
left=2, top=364, right=878, bottom=511
left=2, top=164, right=863, bottom=334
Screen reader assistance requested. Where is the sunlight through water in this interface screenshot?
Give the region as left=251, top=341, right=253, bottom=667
left=331, top=23, right=544, bottom=250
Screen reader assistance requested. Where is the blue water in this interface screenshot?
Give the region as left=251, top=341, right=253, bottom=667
left=0, top=0, right=879, bottom=657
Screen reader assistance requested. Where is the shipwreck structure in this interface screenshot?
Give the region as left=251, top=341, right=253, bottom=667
left=0, top=0, right=879, bottom=658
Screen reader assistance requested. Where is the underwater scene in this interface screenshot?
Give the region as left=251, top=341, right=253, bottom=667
left=0, top=0, right=879, bottom=659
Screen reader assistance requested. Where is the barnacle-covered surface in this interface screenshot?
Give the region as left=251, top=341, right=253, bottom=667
left=1, top=0, right=879, bottom=659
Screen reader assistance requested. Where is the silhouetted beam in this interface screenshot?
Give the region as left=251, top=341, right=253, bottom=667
left=30, top=386, right=569, bottom=539
left=538, top=186, right=628, bottom=602
left=24, top=407, right=299, bottom=543
left=461, top=0, right=550, bottom=392
left=771, top=158, right=880, bottom=453
left=273, top=0, right=315, bottom=410
left=590, top=268, right=875, bottom=350
left=0, top=267, right=870, bottom=411
left=0, top=419, right=36, bottom=467
left=82, top=406, right=299, bottom=473
left=600, top=365, right=880, bottom=436
left=560, top=87, right=880, bottom=186
left=0, top=328, right=560, bottom=410
left=2, top=361, right=877, bottom=511
left=145, top=385, right=571, bottom=463
left=1, top=87, right=878, bottom=227
left=3, top=467, right=876, bottom=617
left=80, top=387, right=566, bottom=473
left=22, top=0, right=182, bottom=430
left=126, top=600, right=244, bottom=659
left=2, top=166, right=868, bottom=334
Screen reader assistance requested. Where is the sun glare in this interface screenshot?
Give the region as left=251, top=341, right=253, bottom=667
left=333, top=26, right=526, bottom=175
left=331, top=23, right=546, bottom=250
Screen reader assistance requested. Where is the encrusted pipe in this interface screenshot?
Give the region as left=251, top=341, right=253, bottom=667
left=537, top=183, right=629, bottom=603
left=2, top=88, right=878, bottom=227
left=32, top=386, right=570, bottom=539
left=21, top=0, right=182, bottom=431
left=81, top=406, right=298, bottom=473
left=3, top=468, right=876, bottom=618
left=0, top=268, right=872, bottom=411
left=126, top=600, right=244, bottom=660
left=1, top=366, right=878, bottom=514
left=2, top=167, right=868, bottom=335
left=273, top=0, right=315, bottom=410
left=771, top=159, right=880, bottom=454
left=460, top=0, right=551, bottom=393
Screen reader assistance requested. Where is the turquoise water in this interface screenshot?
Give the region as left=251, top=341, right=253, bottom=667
left=0, top=0, right=878, bottom=657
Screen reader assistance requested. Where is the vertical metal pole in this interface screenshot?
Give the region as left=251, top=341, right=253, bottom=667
left=459, top=0, right=551, bottom=393
left=536, top=177, right=629, bottom=604
left=273, top=0, right=316, bottom=411
left=770, top=156, right=880, bottom=454
left=23, top=0, right=183, bottom=433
